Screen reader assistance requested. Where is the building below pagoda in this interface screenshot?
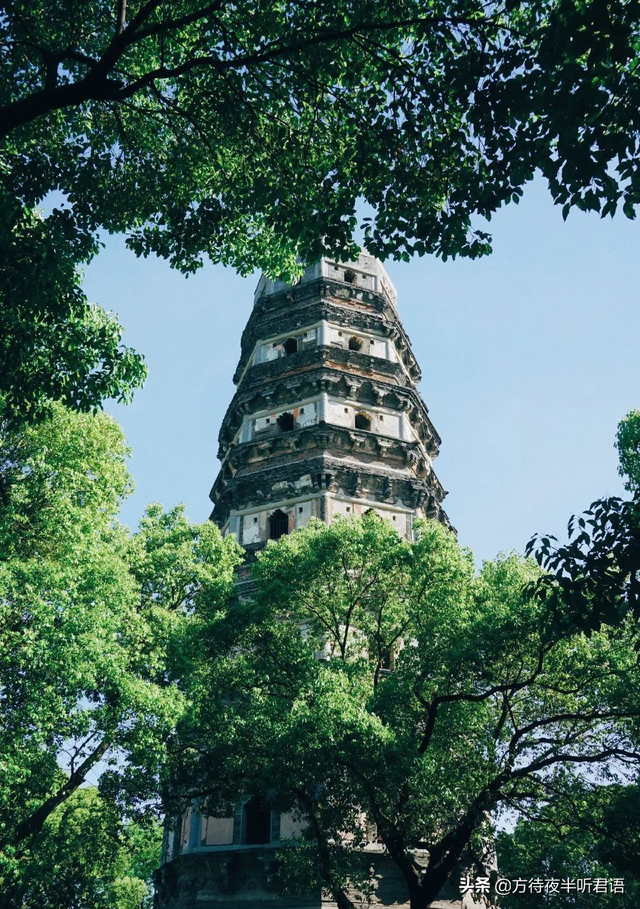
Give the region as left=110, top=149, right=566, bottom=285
left=155, top=254, right=481, bottom=909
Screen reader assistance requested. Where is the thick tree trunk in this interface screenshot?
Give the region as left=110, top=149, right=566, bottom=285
left=418, top=847, right=469, bottom=909
left=381, top=808, right=485, bottom=909
left=292, top=788, right=357, bottom=909
left=116, top=0, right=128, bottom=35
left=382, top=831, right=428, bottom=909
left=416, top=806, right=493, bottom=908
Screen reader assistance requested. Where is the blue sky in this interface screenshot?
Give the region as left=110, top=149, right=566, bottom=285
left=83, top=178, right=640, bottom=565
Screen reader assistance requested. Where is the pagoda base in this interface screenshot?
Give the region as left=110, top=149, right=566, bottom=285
left=154, top=847, right=475, bottom=909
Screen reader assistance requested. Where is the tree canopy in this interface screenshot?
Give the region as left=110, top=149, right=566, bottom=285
left=617, top=410, right=640, bottom=496
left=4, top=0, right=640, bottom=269
left=0, top=200, right=146, bottom=427
left=493, top=412, right=640, bottom=904
left=3, top=0, right=640, bottom=423
left=171, top=511, right=640, bottom=909
left=0, top=404, right=242, bottom=898
left=4, top=788, right=162, bottom=909
left=497, top=781, right=640, bottom=908
left=526, top=410, right=640, bottom=637
left=3, top=402, right=638, bottom=905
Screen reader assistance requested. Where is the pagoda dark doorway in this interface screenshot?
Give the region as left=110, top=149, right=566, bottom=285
left=242, top=796, right=271, bottom=845
left=355, top=413, right=372, bottom=431
left=283, top=337, right=298, bottom=355
left=269, top=509, right=289, bottom=540
left=277, top=412, right=294, bottom=432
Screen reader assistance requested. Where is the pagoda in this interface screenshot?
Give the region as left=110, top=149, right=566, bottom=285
left=155, top=253, right=469, bottom=909
left=210, top=252, right=449, bottom=571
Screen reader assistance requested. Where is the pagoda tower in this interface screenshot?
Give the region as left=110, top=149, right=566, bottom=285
left=155, top=253, right=467, bottom=909
left=209, top=252, right=449, bottom=570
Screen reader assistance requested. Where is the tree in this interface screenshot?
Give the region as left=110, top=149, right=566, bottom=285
left=0, top=404, right=242, bottom=895
left=525, top=410, right=640, bottom=638
left=0, top=199, right=147, bottom=428
left=495, top=412, right=640, bottom=904
left=3, top=0, right=640, bottom=422
left=497, top=781, right=640, bottom=908
left=172, top=513, right=640, bottom=909
left=617, top=410, right=640, bottom=496
left=4, top=787, right=161, bottom=909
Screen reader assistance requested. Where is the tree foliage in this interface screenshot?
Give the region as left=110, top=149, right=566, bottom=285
left=526, top=410, right=640, bottom=636
left=617, top=410, right=640, bottom=495
left=172, top=513, right=640, bottom=909
left=495, top=410, right=640, bottom=904
left=3, top=0, right=640, bottom=421
left=4, top=0, right=640, bottom=269
left=0, top=404, right=242, bottom=897
left=4, top=788, right=161, bottom=909
left=0, top=200, right=147, bottom=428
left=497, top=781, right=640, bottom=908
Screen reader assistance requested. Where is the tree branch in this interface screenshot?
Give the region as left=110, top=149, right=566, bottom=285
left=508, top=710, right=638, bottom=757
left=116, top=0, right=127, bottom=37
left=13, top=739, right=109, bottom=844
left=417, top=648, right=547, bottom=755
left=0, top=12, right=500, bottom=138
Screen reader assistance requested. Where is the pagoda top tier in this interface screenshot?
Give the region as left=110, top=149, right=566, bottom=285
left=252, top=252, right=398, bottom=309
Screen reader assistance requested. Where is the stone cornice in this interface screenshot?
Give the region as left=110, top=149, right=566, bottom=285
left=215, top=422, right=440, bottom=489
left=218, top=364, right=441, bottom=459
left=210, top=453, right=448, bottom=527
left=233, top=279, right=421, bottom=384
left=235, top=344, right=413, bottom=397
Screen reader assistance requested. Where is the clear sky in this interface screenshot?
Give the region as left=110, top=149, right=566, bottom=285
left=82, top=177, right=640, bottom=565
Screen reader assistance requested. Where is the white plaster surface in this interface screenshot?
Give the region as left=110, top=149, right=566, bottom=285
left=329, top=499, right=409, bottom=537
left=326, top=399, right=403, bottom=439
left=239, top=497, right=318, bottom=544
left=252, top=402, right=317, bottom=437
left=257, top=327, right=318, bottom=363
left=201, top=816, right=234, bottom=846
left=326, top=323, right=389, bottom=360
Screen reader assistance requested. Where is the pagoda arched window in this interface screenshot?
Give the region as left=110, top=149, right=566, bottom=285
left=277, top=412, right=294, bottom=432
left=283, top=337, right=298, bottom=355
left=348, top=336, right=363, bottom=352
left=355, top=412, right=372, bottom=431
left=269, top=509, right=289, bottom=540
left=241, top=796, right=271, bottom=845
